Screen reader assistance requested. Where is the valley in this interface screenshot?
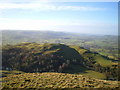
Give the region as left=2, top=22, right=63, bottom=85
left=1, top=30, right=119, bottom=89
left=0, top=1, right=118, bottom=89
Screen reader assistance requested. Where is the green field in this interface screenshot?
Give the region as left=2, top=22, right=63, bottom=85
left=80, top=70, right=106, bottom=79
left=94, top=55, right=113, bottom=67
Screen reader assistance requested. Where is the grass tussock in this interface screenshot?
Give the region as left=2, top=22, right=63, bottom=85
left=1, top=72, right=119, bottom=89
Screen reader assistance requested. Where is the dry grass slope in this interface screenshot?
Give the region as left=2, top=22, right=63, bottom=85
left=1, top=72, right=119, bottom=89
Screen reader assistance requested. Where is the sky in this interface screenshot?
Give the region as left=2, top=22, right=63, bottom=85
left=0, top=0, right=118, bottom=35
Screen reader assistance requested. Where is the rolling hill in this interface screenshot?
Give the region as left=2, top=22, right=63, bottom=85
left=2, top=30, right=118, bottom=60
left=2, top=42, right=118, bottom=80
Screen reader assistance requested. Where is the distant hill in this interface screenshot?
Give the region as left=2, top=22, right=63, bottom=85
left=2, top=42, right=118, bottom=80
left=2, top=30, right=118, bottom=60
left=1, top=72, right=119, bottom=89
left=2, top=30, right=71, bottom=45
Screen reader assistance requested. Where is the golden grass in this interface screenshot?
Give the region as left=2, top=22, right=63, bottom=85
left=1, top=72, right=119, bottom=89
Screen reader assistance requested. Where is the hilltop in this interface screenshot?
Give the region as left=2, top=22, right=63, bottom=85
left=2, top=42, right=118, bottom=80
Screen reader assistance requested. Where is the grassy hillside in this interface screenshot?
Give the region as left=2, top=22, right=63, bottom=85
left=0, top=70, right=25, bottom=77
left=2, top=42, right=118, bottom=80
left=1, top=72, right=119, bottom=89
left=2, top=42, right=85, bottom=73
left=80, top=70, right=106, bottom=79
left=70, top=45, right=114, bottom=67
left=94, top=55, right=113, bottom=67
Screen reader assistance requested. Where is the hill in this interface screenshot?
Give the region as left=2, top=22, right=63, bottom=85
left=2, top=42, right=85, bottom=73
left=2, top=42, right=118, bottom=80
left=1, top=72, right=119, bottom=89
left=2, top=30, right=118, bottom=60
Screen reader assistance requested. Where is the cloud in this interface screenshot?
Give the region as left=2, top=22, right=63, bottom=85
left=0, top=18, right=73, bottom=30
left=0, top=17, right=117, bottom=35
left=0, top=2, right=106, bottom=11
left=0, top=18, right=116, bottom=32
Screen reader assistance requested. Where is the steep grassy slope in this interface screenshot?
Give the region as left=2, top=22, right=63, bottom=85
left=1, top=72, right=119, bottom=89
left=70, top=45, right=114, bottom=67
left=2, top=42, right=85, bottom=73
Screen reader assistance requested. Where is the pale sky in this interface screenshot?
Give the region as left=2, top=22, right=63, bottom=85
left=0, top=0, right=118, bottom=35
